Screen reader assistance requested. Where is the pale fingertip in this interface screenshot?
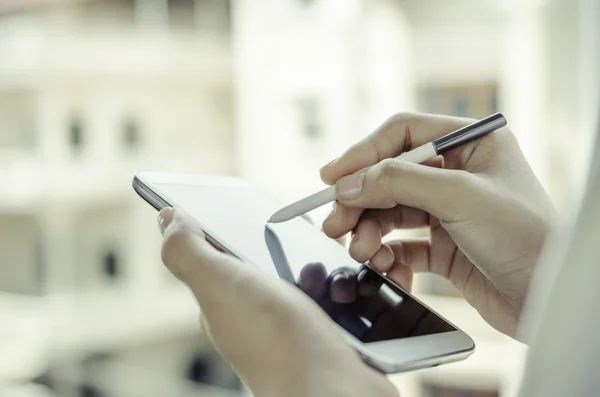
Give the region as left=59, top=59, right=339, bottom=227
left=158, top=207, right=176, bottom=235
left=347, top=213, right=382, bottom=263
left=369, top=244, right=395, bottom=272
left=323, top=203, right=364, bottom=240
left=319, top=158, right=338, bottom=185
left=321, top=217, right=339, bottom=239
left=387, top=264, right=414, bottom=292
left=348, top=234, right=376, bottom=264
left=322, top=211, right=345, bottom=240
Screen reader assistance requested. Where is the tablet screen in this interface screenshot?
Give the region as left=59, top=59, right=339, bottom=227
left=153, top=181, right=454, bottom=342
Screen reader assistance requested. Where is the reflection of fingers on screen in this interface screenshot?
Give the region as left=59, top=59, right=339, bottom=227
left=359, top=316, right=373, bottom=328
left=380, top=284, right=403, bottom=306
left=330, top=272, right=358, bottom=303
left=298, top=262, right=328, bottom=299
left=357, top=269, right=383, bottom=297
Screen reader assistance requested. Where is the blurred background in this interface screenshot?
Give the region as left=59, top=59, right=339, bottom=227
left=0, top=0, right=598, bottom=396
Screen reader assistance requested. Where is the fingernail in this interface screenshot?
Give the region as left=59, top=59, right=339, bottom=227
left=326, top=201, right=337, bottom=218
left=336, top=173, right=364, bottom=200
left=158, top=207, right=175, bottom=235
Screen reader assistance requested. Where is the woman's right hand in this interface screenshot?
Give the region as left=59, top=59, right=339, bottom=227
left=320, top=113, right=556, bottom=338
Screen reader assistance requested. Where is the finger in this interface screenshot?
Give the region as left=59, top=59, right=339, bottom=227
left=387, top=240, right=431, bottom=273
left=335, top=233, right=349, bottom=247
left=386, top=265, right=414, bottom=293
left=346, top=214, right=395, bottom=272
left=324, top=204, right=428, bottom=242
left=348, top=214, right=382, bottom=264
left=323, top=157, right=442, bottom=239
left=335, top=159, right=481, bottom=222
left=369, top=244, right=394, bottom=272
left=159, top=207, right=242, bottom=297
left=388, top=239, right=469, bottom=289
left=322, top=202, right=364, bottom=239
left=320, top=113, right=474, bottom=185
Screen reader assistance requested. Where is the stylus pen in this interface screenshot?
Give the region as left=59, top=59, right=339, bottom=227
left=268, top=112, right=507, bottom=224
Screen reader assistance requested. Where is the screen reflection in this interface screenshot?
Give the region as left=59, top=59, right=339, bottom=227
left=264, top=226, right=454, bottom=343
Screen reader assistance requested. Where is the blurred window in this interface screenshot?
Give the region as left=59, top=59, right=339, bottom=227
left=295, top=97, right=323, bottom=140
left=102, top=249, right=120, bottom=280
left=34, top=236, right=45, bottom=294
left=122, top=117, right=141, bottom=150
left=168, top=0, right=195, bottom=29
left=69, top=116, right=84, bottom=152
left=418, top=83, right=497, bottom=119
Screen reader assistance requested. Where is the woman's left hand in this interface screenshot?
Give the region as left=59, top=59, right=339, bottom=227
left=158, top=207, right=398, bottom=397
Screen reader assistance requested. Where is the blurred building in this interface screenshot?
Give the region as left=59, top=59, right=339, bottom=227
left=1, top=0, right=599, bottom=396
left=0, top=0, right=242, bottom=396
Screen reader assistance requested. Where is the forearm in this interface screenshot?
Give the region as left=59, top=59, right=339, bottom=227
left=252, top=364, right=399, bottom=397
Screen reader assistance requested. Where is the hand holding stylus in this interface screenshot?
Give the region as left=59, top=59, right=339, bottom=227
left=319, top=112, right=555, bottom=338
left=269, top=113, right=506, bottom=223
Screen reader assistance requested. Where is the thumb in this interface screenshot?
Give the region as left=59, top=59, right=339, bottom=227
left=334, top=158, right=480, bottom=222
left=159, top=207, right=245, bottom=298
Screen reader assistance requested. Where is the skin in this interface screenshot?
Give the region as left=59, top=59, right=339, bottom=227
left=157, top=112, right=555, bottom=396
left=321, top=112, right=555, bottom=337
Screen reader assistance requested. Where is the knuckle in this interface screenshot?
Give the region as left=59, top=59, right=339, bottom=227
left=388, top=111, right=413, bottom=126
left=376, top=158, right=410, bottom=185
left=376, top=158, right=401, bottom=181
left=372, top=159, right=407, bottom=205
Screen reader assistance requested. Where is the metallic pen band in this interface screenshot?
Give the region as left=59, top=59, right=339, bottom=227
left=433, top=113, right=507, bottom=154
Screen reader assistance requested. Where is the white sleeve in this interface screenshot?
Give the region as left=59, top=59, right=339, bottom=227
left=517, top=140, right=600, bottom=396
